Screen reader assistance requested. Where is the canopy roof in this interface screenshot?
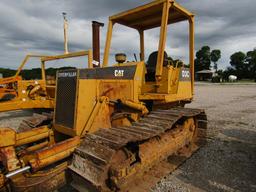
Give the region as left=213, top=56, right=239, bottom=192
left=110, top=0, right=194, bottom=30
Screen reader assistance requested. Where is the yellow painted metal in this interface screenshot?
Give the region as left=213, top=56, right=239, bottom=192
left=16, top=126, right=51, bottom=146
left=102, top=0, right=195, bottom=101
left=109, top=0, right=166, bottom=27
left=41, top=61, right=46, bottom=84
left=54, top=79, right=98, bottom=137
left=172, top=1, right=194, bottom=19
left=108, top=0, right=193, bottom=30
left=0, top=99, right=54, bottom=112
left=15, top=55, right=49, bottom=78
left=0, top=174, right=4, bottom=188
left=21, top=140, right=49, bottom=154
left=74, top=79, right=98, bottom=135
left=139, top=81, right=192, bottom=101
left=0, top=50, right=93, bottom=113
left=0, top=128, right=16, bottom=147
left=0, top=146, right=20, bottom=172
left=120, top=99, right=149, bottom=115
left=0, top=127, right=52, bottom=173
left=54, top=62, right=146, bottom=137
left=0, top=126, right=51, bottom=147
left=79, top=96, right=111, bottom=136
left=103, top=20, right=114, bottom=67
left=29, top=137, right=80, bottom=171
left=0, top=55, right=47, bottom=104
left=88, top=50, right=93, bottom=68
left=0, top=76, right=21, bottom=85
left=189, top=16, right=195, bottom=95
left=41, top=50, right=92, bottom=64
left=156, top=66, right=179, bottom=94
left=155, top=1, right=170, bottom=83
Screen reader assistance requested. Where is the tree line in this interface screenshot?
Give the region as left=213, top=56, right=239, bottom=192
left=0, top=67, right=74, bottom=80
left=195, top=46, right=256, bottom=81
left=0, top=47, right=255, bottom=81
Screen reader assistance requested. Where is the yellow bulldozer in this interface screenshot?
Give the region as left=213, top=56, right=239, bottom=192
left=0, top=1, right=207, bottom=191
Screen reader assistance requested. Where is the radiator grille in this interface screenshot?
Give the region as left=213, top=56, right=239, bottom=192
left=55, top=70, right=77, bottom=129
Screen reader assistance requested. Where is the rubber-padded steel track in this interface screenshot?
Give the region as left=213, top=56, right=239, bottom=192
left=69, top=107, right=207, bottom=191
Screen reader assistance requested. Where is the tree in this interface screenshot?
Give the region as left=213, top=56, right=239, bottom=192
left=223, top=48, right=256, bottom=81
left=210, top=49, right=221, bottom=72
left=0, top=66, right=76, bottom=80
left=246, top=49, right=256, bottom=81
left=223, top=67, right=237, bottom=81
left=0, top=68, right=16, bottom=77
left=230, top=51, right=247, bottom=79
left=194, top=46, right=211, bottom=72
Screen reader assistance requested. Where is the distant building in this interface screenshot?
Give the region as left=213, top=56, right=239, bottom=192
left=195, top=70, right=214, bottom=81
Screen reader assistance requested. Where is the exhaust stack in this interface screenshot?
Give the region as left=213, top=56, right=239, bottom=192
left=92, top=21, right=104, bottom=67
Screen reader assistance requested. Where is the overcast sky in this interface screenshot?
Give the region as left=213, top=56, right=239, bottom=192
left=0, top=0, right=255, bottom=69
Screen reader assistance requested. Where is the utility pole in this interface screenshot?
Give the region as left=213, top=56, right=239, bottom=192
left=62, top=12, right=69, bottom=54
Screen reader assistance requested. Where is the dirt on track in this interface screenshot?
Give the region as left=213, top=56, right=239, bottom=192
left=0, top=83, right=256, bottom=192
left=151, top=83, right=256, bottom=192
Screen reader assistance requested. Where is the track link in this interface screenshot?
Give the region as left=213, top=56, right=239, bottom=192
left=69, top=107, right=207, bottom=191
left=18, top=111, right=54, bottom=132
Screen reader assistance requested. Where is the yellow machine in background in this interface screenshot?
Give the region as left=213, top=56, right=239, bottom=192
left=0, top=51, right=92, bottom=130
left=0, top=1, right=207, bottom=192
left=0, top=51, right=92, bottom=112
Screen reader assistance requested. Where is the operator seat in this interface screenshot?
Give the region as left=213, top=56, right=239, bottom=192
left=146, top=51, right=168, bottom=81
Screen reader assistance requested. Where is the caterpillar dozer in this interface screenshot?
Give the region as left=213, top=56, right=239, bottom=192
left=0, top=1, right=207, bottom=191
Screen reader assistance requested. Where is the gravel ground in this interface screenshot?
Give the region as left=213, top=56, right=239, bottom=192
left=1, top=83, right=256, bottom=192
left=152, top=83, right=256, bottom=192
